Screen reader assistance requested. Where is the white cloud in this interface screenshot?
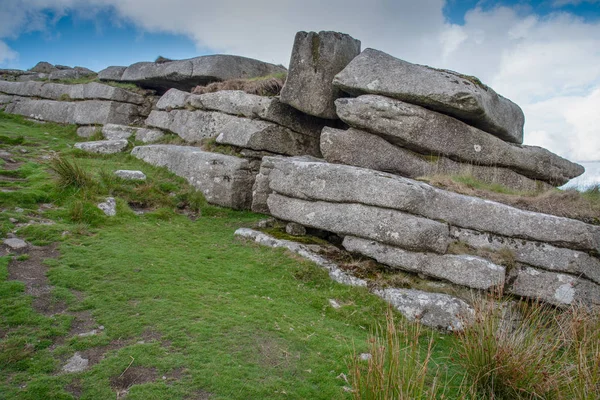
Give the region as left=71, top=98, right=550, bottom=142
left=0, top=41, right=18, bottom=64
left=0, top=0, right=599, bottom=184
left=553, top=0, right=600, bottom=6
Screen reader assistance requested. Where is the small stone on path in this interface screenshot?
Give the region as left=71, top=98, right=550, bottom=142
left=98, top=197, right=117, bottom=216
left=114, top=170, right=146, bottom=181
left=62, top=352, right=89, bottom=373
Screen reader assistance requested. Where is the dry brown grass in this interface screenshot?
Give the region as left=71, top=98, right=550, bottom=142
left=191, top=74, right=285, bottom=97
left=422, top=175, right=600, bottom=224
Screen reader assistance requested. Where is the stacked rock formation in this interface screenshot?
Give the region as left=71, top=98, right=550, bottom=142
left=2, top=31, right=597, bottom=328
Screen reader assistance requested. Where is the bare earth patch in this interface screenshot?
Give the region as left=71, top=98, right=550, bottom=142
left=110, top=366, right=158, bottom=398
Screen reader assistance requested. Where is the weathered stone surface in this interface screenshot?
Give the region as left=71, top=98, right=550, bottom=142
left=62, top=353, right=89, bottom=373
left=373, top=288, right=473, bottom=331
left=286, top=222, right=306, bottom=236
left=98, top=197, right=117, bottom=216
left=102, top=124, right=136, bottom=140
left=131, top=145, right=255, bottom=209
left=76, top=126, right=100, bottom=138
left=267, top=193, right=450, bottom=253
left=235, top=228, right=366, bottom=287
left=451, top=227, right=600, bottom=285
left=3, top=238, right=28, bottom=252
left=215, top=117, right=321, bottom=157
left=0, top=94, right=14, bottom=105
left=74, top=139, right=128, bottom=154
left=5, top=99, right=142, bottom=125
left=145, top=109, right=230, bottom=142
left=335, top=96, right=583, bottom=185
left=119, top=55, right=286, bottom=94
left=343, top=236, right=505, bottom=290
left=508, top=266, right=600, bottom=307
left=115, top=170, right=146, bottom=181
left=267, top=159, right=600, bottom=252
left=156, top=88, right=190, bottom=110
left=135, top=128, right=165, bottom=143
left=0, top=81, right=145, bottom=105
left=321, top=127, right=552, bottom=192
left=187, top=90, right=327, bottom=137
left=334, top=49, right=525, bottom=143
left=98, top=66, right=127, bottom=81
left=280, top=31, right=360, bottom=119
left=252, top=156, right=283, bottom=214
left=49, top=67, right=96, bottom=81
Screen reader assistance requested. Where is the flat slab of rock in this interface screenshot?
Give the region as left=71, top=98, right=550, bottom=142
left=215, top=117, right=321, bottom=157
left=508, top=266, right=600, bottom=307
left=49, top=67, right=96, bottom=81
left=74, top=139, right=128, bottom=154
left=3, top=238, right=28, bottom=252
left=451, top=227, right=600, bottom=285
left=235, top=228, right=366, bottom=287
left=267, top=193, right=450, bottom=253
left=343, top=235, right=505, bottom=290
left=334, top=96, right=583, bottom=185
left=373, top=288, right=473, bottom=331
left=145, top=109, right=231, bottom=143
left=118, top=55, right=286, bottom=94
left=131, top=145, right=255, bottom=209
left=4, top=99, right=142, bottom=126
left=280, top=31, right=361, bottom=119
left=62, top=352, right=89, bottom=373
left=266, top=159, right=600, bottom=253
left=333, top=49, right=525, bottom=143
left=135, top=128, right=165, bottom=143
left=184, top=90, right=327, bottom=137
left=321, top=127, right=552, bottom=192
left=115, top=170, right=146, bottom=181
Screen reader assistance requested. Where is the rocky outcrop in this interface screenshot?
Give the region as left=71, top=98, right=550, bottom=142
left=266, top=160, right=599, bottom=253
left=334, top=96, right=583, bottom=185
left=333, top=49, right=525, bottom=143
left=98, top=66, right=127, bottom=81
left=321, top=127, right=552, bottom=192
left=0, top=81, right=146, bottom=105
left=131, top=145, right=256, bottom=209
left=48, top=66, right=96, bottom=81
left=343, top=236, right=505, bottom=290
left=280, top=31, right=360, bottom=119
left=146, top=108, right=320, bottom=157
left=4, top=99, right=143, bottom=126
left=116, top=55, right=286, bottom=94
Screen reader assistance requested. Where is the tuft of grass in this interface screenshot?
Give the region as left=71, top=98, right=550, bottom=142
left=48, top=156, right=94, bottom=189
left=0, top=134, right=25, bottom=145
left=349, top=307, right=442, bottom=399
left=192, top=73, right=286, bottom=97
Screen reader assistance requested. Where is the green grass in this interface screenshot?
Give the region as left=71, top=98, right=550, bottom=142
left=0, top=111, right=453, bottom=399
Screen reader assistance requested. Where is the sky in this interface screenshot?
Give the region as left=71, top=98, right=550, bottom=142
left=0, top=0, right=599, bottom=188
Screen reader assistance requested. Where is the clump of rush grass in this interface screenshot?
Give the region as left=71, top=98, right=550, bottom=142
left=48, top=155, right=94, bottom=189
left=191, top=73, right=286, bottom=97
left=455, top=297, right=567, bottom=400
left=348, top=307, right=442, bottom=400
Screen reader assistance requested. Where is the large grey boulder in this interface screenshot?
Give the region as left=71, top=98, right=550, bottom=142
left=215, top=118, right=321, bottom=157
left=343, top=236, right=505, bottom=290
left=74, top=139, right=128, bottom=154
left=186, top=90, right=327, bottom=137
left=98, top=66, right=127, bottom=81
left=135, top=128, right=165, bottom=143
left=0, top=94, right=14, bottom=105
left=4, top=99, right=74, bottom=123
left=321, top=127, right=552, bottom=192
left=373, top=288, right=474, bottom=331
left=280, top=31, right=360, bottom=119
left=335, top=96, right=583, bottom=185
left=71, top=101, right=142, bottom=125
left=266, top=159, right=600, bottom=252
left=333, top=49, right=525, bottom=143
left=0, top=81, right=146, bottom=105
left=145, top=109, right=231, bottom=142
left=156, top=88, right=191, bottom=110
left=507, top=266, right=600, bottom=307
left=451, top=227, right=600, bottom=285
left=267, top=193, right=450, bottom=253
left=118, top=55, right=286, bottom=94
left=131, top=145, right=255, bottom=209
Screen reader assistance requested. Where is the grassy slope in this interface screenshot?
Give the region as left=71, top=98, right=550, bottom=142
left=0, top=112, right=457, bottom=399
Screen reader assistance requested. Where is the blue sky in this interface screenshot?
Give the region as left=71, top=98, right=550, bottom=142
left=0, top=0, right=599, bottom=185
